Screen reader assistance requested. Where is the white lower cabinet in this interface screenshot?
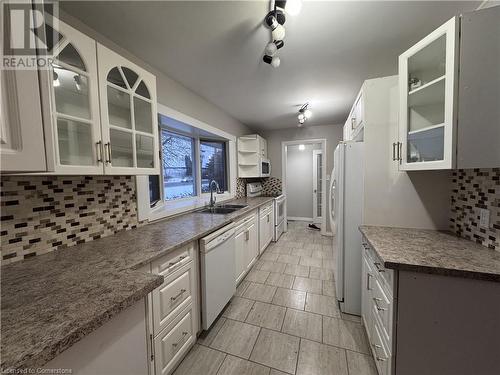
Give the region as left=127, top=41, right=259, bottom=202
left=234, top=210, right=259, bottom=284
left=259, top=202, right=274, bottom=254
left=147, top=241, right=199, bottom=375
left=361, top=239, right=394, bottom=375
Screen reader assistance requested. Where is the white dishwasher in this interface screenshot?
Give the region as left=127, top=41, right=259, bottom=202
left=200, top=222, right=236, bottom=330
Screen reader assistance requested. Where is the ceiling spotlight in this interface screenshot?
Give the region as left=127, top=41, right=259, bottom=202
left=265, top=40, right=284, bottom=56
left=272, top=24, right=286, bottom=41
left=298, top=144, right=305, bottom=150
left=263, top=55, right=281, bottom=68
left=297, top=112, right=305, bottom=121
left=53, top=71, right=60, bottom=87
left=276, top=0, right=303, bottom=16
left=304, top=108, right=312, bottom=119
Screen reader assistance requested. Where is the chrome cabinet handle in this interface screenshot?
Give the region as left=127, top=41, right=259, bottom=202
left=96, top=141, right=103, bottom=163
left=373, top=297, right=387, bottom=311
left=376, top=356, right=387, bottom=362
left=374, top=262, right=385, bottom=273
left=245, top=230, right=249, bottom=241
left=170, top=288, right=186, bottom=302
left=351, top=117, right=356, bottom=129
left=392, top=142, right=397, bottom=161
left=172, top=331, right=188, bottom=349
left=267, top=214, right=270, bottom=223
left=104, top=142, right=112, bottom=164
left=366, top=273, right=373, bottom=291
left=167, top=255, right=187, bottom=271
left=397, top=142, right=402, bottom=163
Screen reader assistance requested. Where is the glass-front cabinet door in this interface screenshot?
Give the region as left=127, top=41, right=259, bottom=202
left=45, top=15, right=103, bottom=174
left=97, top=44, right=160, bottom=175
left=398, top=17, right=458, bottom=170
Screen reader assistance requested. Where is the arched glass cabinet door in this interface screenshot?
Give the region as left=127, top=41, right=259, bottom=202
left=45, top=15, right=102, bottom=174
left=97, top=43, right=159, bottom=175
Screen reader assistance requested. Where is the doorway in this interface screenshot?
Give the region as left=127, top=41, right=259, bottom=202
left=282, top=139, right=327, bottom=235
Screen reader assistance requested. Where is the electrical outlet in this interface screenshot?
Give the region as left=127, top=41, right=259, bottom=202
left=479, top=208, right=490, bottom=228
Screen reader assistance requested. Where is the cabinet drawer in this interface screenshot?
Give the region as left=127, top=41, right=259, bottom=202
left=363, top=241, right=394, bottom=295
left=152, top=264, right=194, bottom=334
left=154, top=306, right=195, bottom=375
left=372, top=278, right=392, bottom=342
left=370, top=315, right=391, bottom=375
left=259, top=202, right=273, bottom=216
left=152, top=243, right=194, bottom=278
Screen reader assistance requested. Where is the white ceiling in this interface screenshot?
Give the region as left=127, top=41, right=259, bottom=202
left=61, top=1, right=478, bottom=130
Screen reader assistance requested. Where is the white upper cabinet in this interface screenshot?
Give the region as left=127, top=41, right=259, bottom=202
left=344, top=89, right=364, bottom=141
left=398, top=17, right=458, bottom=170
left=44, top=15, right=103, bottom=174
left=97, top=44, right=160, bottom=175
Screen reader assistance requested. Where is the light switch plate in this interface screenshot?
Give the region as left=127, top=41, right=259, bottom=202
left=479, top=208, right=490, bottom=228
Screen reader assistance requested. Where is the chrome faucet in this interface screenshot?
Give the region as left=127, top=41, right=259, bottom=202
left=209, top=180, right=220, bottom=208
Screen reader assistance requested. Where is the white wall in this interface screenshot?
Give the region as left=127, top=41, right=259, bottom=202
left=59, top=10, right=253, bottom=137
left=261, top=124, right=343, bottom=232
left=286, top=144, right=322, bottom=220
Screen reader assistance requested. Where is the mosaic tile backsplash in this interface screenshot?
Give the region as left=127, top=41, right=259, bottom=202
left=450, top=168, right=499, bottom=250
left=1, top=176, right=143, bottom=264
left=236, top=177, right=283, bottom=198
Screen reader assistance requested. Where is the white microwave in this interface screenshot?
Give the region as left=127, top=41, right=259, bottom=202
left=260, top=158, right=271, bottom=177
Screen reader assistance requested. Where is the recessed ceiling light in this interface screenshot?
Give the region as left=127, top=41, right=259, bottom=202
left=299, top=144, right=305, bottom=151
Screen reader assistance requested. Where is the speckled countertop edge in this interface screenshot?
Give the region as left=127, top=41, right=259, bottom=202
left=1, top=196, right=275, bottom=370
left=359, top=225, right=500, bottom=282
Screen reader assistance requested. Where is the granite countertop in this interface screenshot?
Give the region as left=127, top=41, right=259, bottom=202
left=1, top=196, right=275, bottom=370
left=359, top=225, right=500, bottom=282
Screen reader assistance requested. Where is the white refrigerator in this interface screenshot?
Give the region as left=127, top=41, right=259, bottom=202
left=332, top=141, right=364, bottom=316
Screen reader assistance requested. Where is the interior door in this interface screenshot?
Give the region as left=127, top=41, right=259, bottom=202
left=312, top=150, right=323, bottom=224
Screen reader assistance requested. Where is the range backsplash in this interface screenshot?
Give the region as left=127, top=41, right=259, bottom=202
left=0, top=175, right=143, bottom=264
left=450, top=168, right=499, bottom=250
left=236, top=177, right=283, bottom=198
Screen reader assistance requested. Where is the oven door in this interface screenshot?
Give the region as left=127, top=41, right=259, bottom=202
left=274, top=196, right=286, bottom=225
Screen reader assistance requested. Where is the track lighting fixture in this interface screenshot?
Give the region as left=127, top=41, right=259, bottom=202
left=297, top=103, right=312, bottom=126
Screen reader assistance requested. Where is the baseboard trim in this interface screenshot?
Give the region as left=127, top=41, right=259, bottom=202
left=288, top=216, right=313, bottom=222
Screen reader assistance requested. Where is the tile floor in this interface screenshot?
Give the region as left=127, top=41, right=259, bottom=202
left=174, top=222, right=377, bottom=375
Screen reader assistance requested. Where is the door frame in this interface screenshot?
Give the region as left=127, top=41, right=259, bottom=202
left=312, top=149, right=323, bottom=223
left=282, top=138, right=328, bottom=236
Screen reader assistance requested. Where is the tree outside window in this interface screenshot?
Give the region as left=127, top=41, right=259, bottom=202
left=200, top=140, right=227, bottom=193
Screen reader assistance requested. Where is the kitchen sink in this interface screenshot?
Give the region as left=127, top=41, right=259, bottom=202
left=199, top=204, right=247, bottom=214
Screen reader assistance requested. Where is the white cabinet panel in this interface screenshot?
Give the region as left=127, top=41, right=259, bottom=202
left=1, top=69, right=47, bottom=172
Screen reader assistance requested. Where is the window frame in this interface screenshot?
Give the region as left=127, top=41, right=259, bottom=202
left=136, top=104, right=236, bottom=222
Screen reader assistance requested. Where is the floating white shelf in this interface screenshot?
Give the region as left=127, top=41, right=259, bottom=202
left=408, top=123, right=444, bottom=135
left=408, top=75, right=445, bottom=96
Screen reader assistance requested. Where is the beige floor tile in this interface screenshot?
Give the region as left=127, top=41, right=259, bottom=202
left=341, top=312, right=362, bottom=323
left=311, top=250, right=331, bottom=259
left=217, top=355, right=271, bottom=375
left=292, top=276, right=323, bottom=294
left=290, top=248, right=313, bottom=257
left=272, top=288, right=306, bottom=310
left=270, top=370, right=288, bottom=375
left=346, top=350, right=378, bottom=375
left=236, top=280, right=251, bottom=297
left=322, top=259, right=335, bottom=270
left=305, top=293, right=341, bottom=317
left=269, top=246, right=292, bottom=255
left=284, top=264, right=310, bottom=277
left=261, top=252, right=279, bottom=262
left=250, top=328, right=300, bottom=374
left=277, top=254, right=300, bottom=265
left=281, top=309, right=322, bottom=342
left=299, top=256, right=323, bottom=268
left=243, top=282, right=277, bottom=303
left=296, top=339, right=348, bottom=375
left=266, top=272, right=295, bottom=289
left=222, top=297, right=254, bottom=321
left=197, top=317, right=227, bottom=347
left=246, top=269, right=271, bottom=283
left=259, top=260, right=287, bottom=273
left=322, top=280, right=337, bottom=297
left=246, top=301, right=286, bottom=331
left=210, top=319, right=260, bottom=359
left=304, top=243, right=322, bottom=251
left=173, top=344, right=226, bottom=375
left=309, top=267, right=334, bottom=281
left=322, top=316, right=370, bottom=354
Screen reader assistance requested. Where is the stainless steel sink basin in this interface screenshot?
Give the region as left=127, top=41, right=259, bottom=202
left=199, top=204, right=247, bottom=214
